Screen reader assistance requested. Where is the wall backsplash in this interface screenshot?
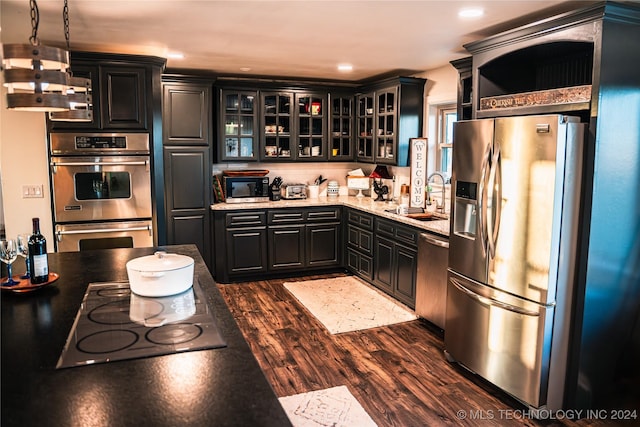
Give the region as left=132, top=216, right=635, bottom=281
left=213, top=162, right=412, bottom=198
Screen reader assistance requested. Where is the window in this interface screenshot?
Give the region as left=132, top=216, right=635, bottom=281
left=437, top=104, right=457, bottom=178
left=436, top=104, right=457, bottom=179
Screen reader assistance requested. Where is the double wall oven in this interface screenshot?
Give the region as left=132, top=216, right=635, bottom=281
left=50, top=133, right=154, bottom=252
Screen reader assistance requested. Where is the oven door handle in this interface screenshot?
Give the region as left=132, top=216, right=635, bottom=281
left=56, top=225, right=152, bottom=241
left=50, top=160, right=149, bottom=173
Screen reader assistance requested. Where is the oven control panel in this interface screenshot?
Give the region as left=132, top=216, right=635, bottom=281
left=75, top=136, right=127, bottom=149
left=50, top=133, right=149, bottom=155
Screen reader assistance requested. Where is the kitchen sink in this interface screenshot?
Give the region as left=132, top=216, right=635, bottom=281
left=408, top=214, right=448, bottom=221
left=384, top=208, right=448, bottom=221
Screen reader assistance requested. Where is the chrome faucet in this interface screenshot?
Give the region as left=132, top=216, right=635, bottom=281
left=427, top=172, right=447, bottom=214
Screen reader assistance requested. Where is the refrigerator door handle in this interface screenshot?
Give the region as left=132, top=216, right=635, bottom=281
left=487, top=142, right=502, bottom=258
left=450, top=277, right=541, bottom=317
left=478, top=142, right=492, bottom=256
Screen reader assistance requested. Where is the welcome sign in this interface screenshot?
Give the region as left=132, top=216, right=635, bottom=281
left=410, top=138, right=428, bottom=208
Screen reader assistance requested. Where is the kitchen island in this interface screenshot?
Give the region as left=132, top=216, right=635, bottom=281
left=0, top=244, right=292, bottom=427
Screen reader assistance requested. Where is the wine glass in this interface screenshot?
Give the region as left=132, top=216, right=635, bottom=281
left=0, top=239, right=19, bottom=286
left=17, top=234, right=30, bottom=279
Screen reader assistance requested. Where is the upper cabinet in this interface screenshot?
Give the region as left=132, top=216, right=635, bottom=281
left=450, top=57, right=472, bottom=121
left=295, top=92, right=327, bottom=161
left=48, top=53, right=164, bottom=131
left=356, top=77, right=425, bottom=167
left=219, top=89, right=258, bottom=160
left=261, top=91, right=294, bottom=160
left=260, top=90, right=328, bottom=161
left=329, top=93, right=354, bottom=161
left=164, top=82, right=211, bottom=146
left=213, top=76, right=423, bottom=165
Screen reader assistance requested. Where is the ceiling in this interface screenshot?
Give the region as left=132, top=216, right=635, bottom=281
left=1, top=0, right=599, bottom=82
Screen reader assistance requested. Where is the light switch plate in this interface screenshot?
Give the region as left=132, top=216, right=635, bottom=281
left=22, top=185, right=44, bottom=198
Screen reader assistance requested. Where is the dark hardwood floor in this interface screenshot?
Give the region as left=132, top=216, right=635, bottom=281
left=217, top=273, right=632, bottom=426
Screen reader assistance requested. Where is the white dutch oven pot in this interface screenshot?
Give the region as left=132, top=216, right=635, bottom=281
left=126, top=251, right=194, bottom=297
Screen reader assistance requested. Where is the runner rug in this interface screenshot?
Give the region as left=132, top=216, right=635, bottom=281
left=279, top=385, right=378, bottom=427
left=283, top=276, right=417, bottom=334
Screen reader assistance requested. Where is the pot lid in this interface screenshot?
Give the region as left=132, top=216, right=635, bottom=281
left=126, top=251, right=194, bottom=272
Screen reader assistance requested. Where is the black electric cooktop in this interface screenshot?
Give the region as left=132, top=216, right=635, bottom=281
left=56, top=279, right=226, bottom=369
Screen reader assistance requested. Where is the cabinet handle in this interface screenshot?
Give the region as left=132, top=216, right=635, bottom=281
left=421, top=234, right=449, bottom=248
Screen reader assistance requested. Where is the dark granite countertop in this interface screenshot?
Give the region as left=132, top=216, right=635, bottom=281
left=1, top=244, right=291, bottom=427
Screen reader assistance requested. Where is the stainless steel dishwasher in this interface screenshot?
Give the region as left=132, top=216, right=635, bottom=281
left=415, top=232, right=449, bottom=330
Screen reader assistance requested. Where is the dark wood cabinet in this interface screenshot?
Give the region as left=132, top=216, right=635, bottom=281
left=163, top=83, right=211, bottom=145
left=163, top=146, right=211, bottom=265
left=222, top=211, right=268, bottom=277
left=214, top=206, right=341, bottom=282
left=268, top=225, right=305, bottom=270
left=161, top=78, right=214, bottom=269
left=260, top=90, right=328, bottom=161
left=372, top=218, right=418, bottom=308
left=267, top=208, right=340, bottom=270
left=328, top=94, right=354, bottom=160
left=345, top=209, right=374, bottom=280
left=450, top=56, right=473, bottom=121
left=101, top=66, right=147, bottom=129
left=218, top=88, right=259, bottom=161
left=356, top=77, right=425, bottom=166
left=306, top=223, right=341, bottom=267
left=48, top=56, right=157, bottom=131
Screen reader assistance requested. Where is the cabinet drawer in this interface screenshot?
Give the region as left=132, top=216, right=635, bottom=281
left=268, top=210, right=305, bottom=224
left=395, top=225, right=419, bottom=247
left=376, top=218, right=419, bottom=247
left=347, top=209, right=373, bottom=230
left=307, top=208, right=341, bottom=222
left=225, top=211, right=266, bottom=227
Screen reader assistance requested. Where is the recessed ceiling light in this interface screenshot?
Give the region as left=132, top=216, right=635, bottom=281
left=338, top=64, right=353, bottom=72
left=167, top=52, right=184, bottom=59
left=458, top=8, right=484, bottom=18
left=239, top=67, right=251, bottom=72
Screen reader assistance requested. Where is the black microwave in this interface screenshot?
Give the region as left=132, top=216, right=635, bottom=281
left=222, top=176, right=270, bottom=203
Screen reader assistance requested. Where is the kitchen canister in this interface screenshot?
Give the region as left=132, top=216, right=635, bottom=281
left=327, top=180, right=339, bottom=197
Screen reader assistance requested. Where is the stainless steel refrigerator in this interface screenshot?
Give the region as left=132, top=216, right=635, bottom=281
left=445, top=114, right=585, bottom=410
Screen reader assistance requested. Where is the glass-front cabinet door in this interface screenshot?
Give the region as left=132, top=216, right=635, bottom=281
left=261, top=92, right=292, bottom=159
left=375, top=86, right=397, bottom=164
left=356, top=93, right=375, bottom=162
left=330, top=95, right=353, bottom=160
left=220, top=90, right=257, bottom=161
left=296, top=93, right=326, bottom=160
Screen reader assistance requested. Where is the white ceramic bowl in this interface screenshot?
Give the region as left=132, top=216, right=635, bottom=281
left=126, top=251, right=194, bottom=297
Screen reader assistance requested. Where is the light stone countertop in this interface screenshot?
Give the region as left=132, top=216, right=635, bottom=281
left=211, top=195, right=450, bottom=237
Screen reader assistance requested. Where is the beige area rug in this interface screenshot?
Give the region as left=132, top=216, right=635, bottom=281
left=279, top=385, right=378, bottom=427
left=283, top=276, right=417, bottom=334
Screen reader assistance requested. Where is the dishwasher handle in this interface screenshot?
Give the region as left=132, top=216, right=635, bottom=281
left=421, top=233, right=449, bottom=249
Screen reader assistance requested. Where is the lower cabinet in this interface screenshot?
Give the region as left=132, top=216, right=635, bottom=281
left=226, top=227, right=268, bottom=275
left=215, top=205, right=419, bottom=309
left=214, top=207, right=341, bottom=282
left=307, top=223, right=341, bottom=267
left=269, top=225, right=305, bottom=270
left=372, top=218, right=418, bottom=308
left=346, top=210, right=374, bottom=280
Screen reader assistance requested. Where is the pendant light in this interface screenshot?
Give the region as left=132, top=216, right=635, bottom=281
left=2, top=0, right=71, bottom=112
left=49, top=0, right=93, bottom=122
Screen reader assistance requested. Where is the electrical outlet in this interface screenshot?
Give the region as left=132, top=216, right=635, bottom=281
left=22, top=185, right=44, bottom=198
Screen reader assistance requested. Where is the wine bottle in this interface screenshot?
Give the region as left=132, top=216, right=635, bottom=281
left=28, top=218, right=49, bottom=284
